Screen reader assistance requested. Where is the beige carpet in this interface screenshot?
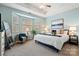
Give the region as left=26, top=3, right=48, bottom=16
left=4, top=40, right=60, bottom=56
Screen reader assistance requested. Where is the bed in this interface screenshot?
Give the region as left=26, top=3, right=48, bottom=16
left=34, top=34, right=69, bottom=50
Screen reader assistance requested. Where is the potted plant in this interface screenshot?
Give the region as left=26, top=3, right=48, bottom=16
left=31, top=29, right=37, bottom=39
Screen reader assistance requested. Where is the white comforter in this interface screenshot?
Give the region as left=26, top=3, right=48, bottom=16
left=34, top=34, right=69, bottom=50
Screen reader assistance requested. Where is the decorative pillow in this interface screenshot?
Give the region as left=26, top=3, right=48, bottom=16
left=64, top=30, right=69, bottom=35
left=52, top=30, right=56, bottom=35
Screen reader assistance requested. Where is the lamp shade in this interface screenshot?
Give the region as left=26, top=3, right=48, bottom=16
left=69, top=26, right=76, bottom=31
left=69, top=26, right=77, bottom=35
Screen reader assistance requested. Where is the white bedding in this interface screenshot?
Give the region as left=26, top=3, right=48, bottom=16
left=34, top=34, right=69, bottom=50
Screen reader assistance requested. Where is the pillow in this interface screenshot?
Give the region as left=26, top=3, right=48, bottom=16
left=64, top=31, right=68, bottom=35
left=52, top=30, right=56, bottom=35
left=56, top=34, right=67, bottom=37
left=56, top=30, right=60, bottom=34
left=64, top=30, right=69, bottom=35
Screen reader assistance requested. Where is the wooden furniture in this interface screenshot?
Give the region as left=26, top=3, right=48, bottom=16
left=69, top=35, right=78, bottom=45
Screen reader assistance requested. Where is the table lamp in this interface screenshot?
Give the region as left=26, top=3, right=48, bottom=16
left=69, top=26, right=76, bottom=35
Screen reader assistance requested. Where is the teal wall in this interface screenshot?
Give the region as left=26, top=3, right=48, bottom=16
left=0, top=4, right=46, bottom=41
left=47, top=7, right=79, bottom=26
left=46, top=7, right=79, bottom=41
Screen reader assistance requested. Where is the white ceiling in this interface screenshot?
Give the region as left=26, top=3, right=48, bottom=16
left=46, top=3, right=79, bottom=16
left=30, top=3, right=79, bottom=16
left=30, top=3, right=52, bottom=14
left=1, top=3, right=79, bottom=17
left=1, top=3, right=46, bottom=17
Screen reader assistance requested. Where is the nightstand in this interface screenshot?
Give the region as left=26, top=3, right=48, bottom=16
left=69, top=35, right=78, bottom=45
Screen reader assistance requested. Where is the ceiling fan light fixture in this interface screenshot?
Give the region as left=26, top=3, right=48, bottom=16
left=39, top=5, right=45, bottom=9
left=46, top=5, right=51, bottom=8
